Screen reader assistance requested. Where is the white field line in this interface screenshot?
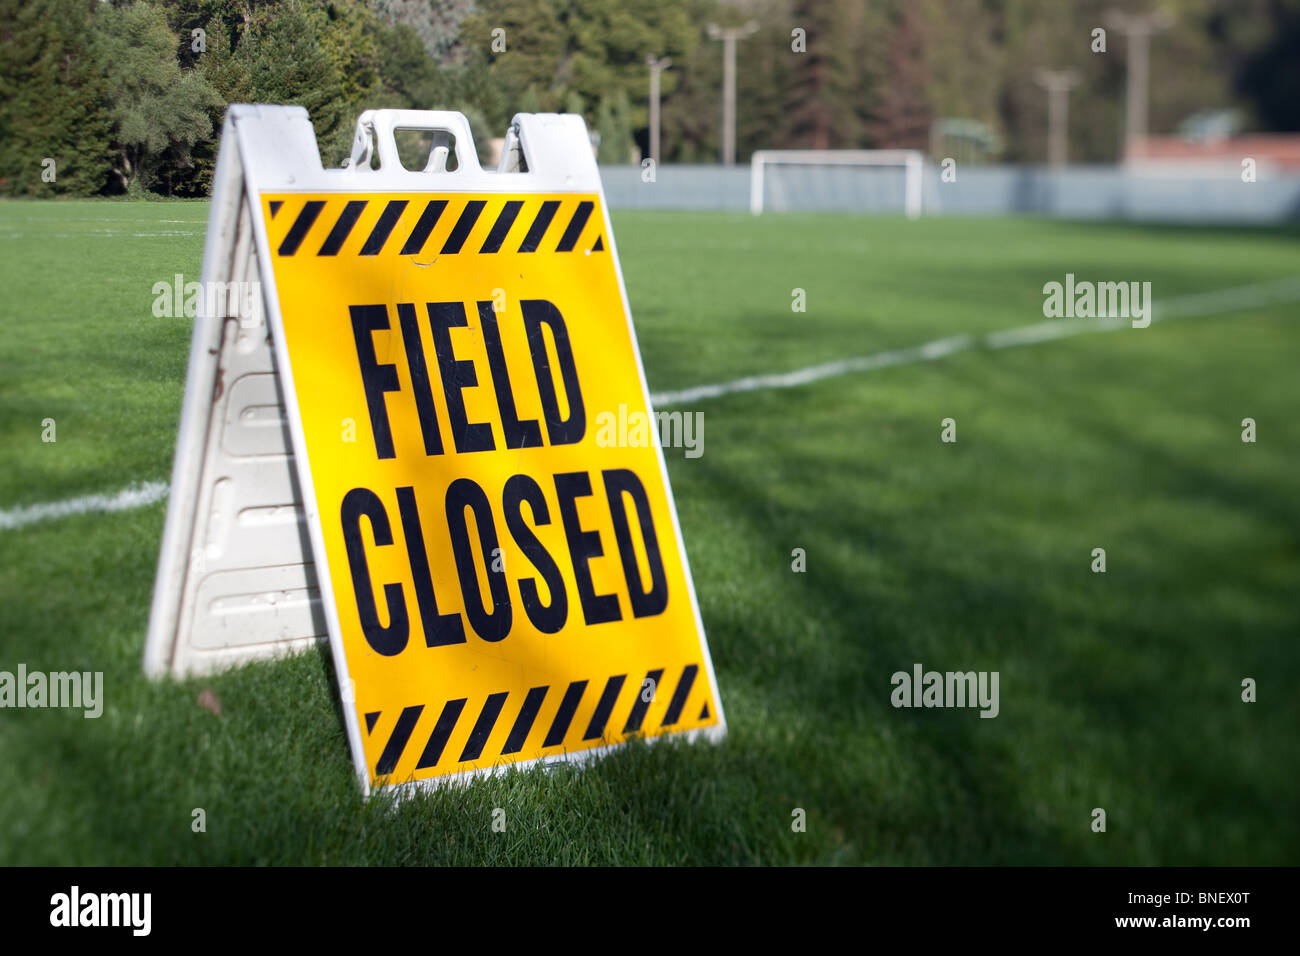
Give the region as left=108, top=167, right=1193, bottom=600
left=652, top=275, right=1300, bottom=406
left=0, top=480, right=169, bottom=531
left=651, top=334, right=974, bottom=406
left=2, top=276, right=1298, bottom=532
left=0, top=230, right=201, bottom=240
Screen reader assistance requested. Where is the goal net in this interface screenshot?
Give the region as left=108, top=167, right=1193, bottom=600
left=750, top=149, right=929, bottom=219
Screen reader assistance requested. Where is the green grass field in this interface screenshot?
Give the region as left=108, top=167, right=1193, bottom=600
left=1, top=201, right=1297, bottom=865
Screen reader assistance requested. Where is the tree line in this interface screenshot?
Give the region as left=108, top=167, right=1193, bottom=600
left=1, top=0, right=1295, bottom=197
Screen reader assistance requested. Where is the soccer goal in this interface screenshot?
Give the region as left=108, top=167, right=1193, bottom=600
left=749, top=149, right=927, bottom=219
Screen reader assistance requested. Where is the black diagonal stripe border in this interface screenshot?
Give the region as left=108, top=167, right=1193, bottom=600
left=661, top=664, right=699, bottom=727
left=440, top=199, right=485, bottom=254
left=502, top=686, right=549, bottom=755
left=369, top=662, right=712, bottom=780
left=401, top=199, right=447, bottom=256
left=583, top=674, right=627, bottom=740
left=276, top=200, right=324, bottom=256
left=318, top=200, right=367, bottom=256
left=543, top=680, right=588, bottom=747
left=555, top=200, right=594, bottom=252
left=622, top=668, right=665, bottom=734
left=518, top=200, right=560, bottom=253
left=375, top=704, right=424, bottom=776
left=272, top=196, right=602, bottom=257
left=479, top=199, right=523, bottom=253
left=417, top=698, right=468, bottom=770
left=459, top=692, right=509, bottom=762
left=360, top=199, right=408, bottom=256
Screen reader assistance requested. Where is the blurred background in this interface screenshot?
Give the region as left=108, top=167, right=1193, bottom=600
left=3, top=0, right=1299, bottom=221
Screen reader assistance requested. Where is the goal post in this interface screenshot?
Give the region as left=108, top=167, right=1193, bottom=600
left=750, top=149, right=926, bottom=219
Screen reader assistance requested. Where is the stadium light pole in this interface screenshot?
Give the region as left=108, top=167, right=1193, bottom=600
left=1034, top=69, right=1081, bottom=167
left=647, top=55, right=672, bottom=167
left=706, top=21, right=758, bottom=166
left=1105, top=10, right=1173, bottom=160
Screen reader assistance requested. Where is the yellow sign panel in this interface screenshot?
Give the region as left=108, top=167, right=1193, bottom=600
left=260, top=191, right=721, bottom=789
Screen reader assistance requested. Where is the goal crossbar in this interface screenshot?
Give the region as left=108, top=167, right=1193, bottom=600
left=749, top=149, right=925, bottom=218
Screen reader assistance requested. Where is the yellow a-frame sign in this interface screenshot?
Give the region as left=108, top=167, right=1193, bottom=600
left=146, top=106, right=725, bottom=794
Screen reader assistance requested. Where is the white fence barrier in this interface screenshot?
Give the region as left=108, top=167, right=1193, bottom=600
left=599, top=162, right=1300, bottom=224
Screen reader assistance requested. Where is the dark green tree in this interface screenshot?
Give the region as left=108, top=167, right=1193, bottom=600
left=0, top=0, right=114, bottom=195
left=868, top=0, right=933, bottom=149
left=372, top=0, right=475, bottom=62
left=596, top=88, right=635, bottom=163
left=233, top=1, right=351, bottom=165
left=94, top=1, right=222, bottom=193
left=460, top=0, right=696, bottom=128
